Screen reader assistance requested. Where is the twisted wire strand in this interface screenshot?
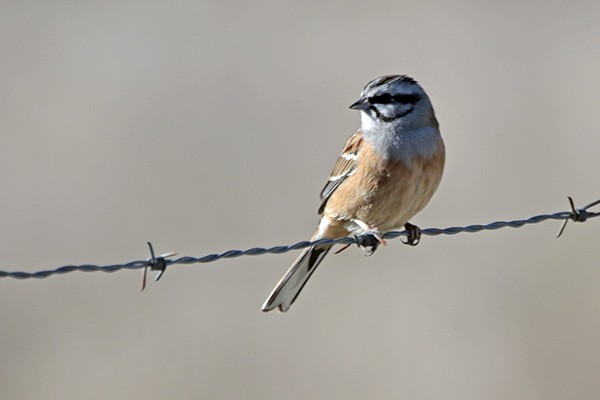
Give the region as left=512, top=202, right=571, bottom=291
left=1, top=200, right=598, bottom=280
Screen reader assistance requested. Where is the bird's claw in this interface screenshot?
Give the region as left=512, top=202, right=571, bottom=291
left=355, top=232, right=386, bottom=256
left=401, top=223, right=421, bottom=246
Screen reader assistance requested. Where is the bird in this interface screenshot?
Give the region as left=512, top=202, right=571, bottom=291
left=262, top=74, right=445, bottom=312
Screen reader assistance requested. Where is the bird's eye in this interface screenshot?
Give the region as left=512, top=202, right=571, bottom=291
left=368, top=93, right=392, bottom=104
left=392, top=94, right=420, bottom=104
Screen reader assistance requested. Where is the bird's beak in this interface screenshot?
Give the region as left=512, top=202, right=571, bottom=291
left=349, top=97, right=370, bottom=111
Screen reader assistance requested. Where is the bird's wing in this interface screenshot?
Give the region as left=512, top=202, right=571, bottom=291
left=318, top=131, right=363, bottom=215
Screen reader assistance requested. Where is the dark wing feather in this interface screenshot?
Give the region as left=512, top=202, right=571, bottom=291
left=317, top=132, right=363, bottom=214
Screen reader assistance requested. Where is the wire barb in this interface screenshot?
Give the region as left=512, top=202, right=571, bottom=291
left=556, top=197, right=600, bottom=238
left=0, top=196, right=598, bottom=281
left=141, top=242, right=176, bottom=291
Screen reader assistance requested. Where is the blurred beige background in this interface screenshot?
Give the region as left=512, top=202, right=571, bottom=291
left=1, top=1, right=600, bottom=399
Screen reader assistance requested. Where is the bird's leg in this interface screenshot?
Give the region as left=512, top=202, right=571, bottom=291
left=351, top=220, right=387, bottom=256
left=335, top=233, right=384, bottom=256
left=401, top=222, right=421, bottom=246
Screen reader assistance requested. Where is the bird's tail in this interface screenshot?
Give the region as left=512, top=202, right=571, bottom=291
left=262, top=244, right=331, bottom=312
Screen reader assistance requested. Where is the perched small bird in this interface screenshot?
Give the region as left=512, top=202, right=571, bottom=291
left=262, top=75, right=445, bottom=312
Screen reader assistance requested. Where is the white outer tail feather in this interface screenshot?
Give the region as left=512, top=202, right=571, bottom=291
left=262, top=245, right=331, bottom=312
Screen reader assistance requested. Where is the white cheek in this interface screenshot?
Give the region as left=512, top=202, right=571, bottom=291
left=360, top=111, right=376, bottom=131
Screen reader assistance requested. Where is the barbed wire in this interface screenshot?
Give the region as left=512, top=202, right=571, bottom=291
left=0, top=197, right=598, bottom=283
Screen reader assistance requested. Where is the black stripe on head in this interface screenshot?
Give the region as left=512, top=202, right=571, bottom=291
left=372, top=105, right=415, bottom=122
left=395, top=75, right=417, bottom=85
left=367, top=75, right=417, bottom=90
left=368, top=93, right=420, bottom=105
left=377, top=75, right=401, bottom=86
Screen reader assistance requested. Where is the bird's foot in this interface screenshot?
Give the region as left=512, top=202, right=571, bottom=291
left=355, top=231, right=386, bottom=256
left=401, top=222, right=421, bottom=246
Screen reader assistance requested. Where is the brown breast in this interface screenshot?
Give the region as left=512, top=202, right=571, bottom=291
left=323, top=138, right=445, bottom=232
